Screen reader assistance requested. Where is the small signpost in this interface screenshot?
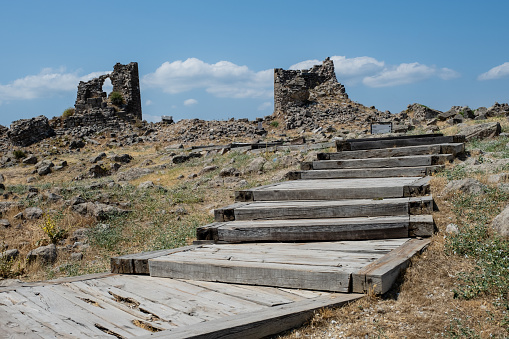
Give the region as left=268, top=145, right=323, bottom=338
left=371, top=122, right=392, bottom=134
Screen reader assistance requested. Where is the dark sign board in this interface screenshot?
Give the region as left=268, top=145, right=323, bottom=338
left=371, top=122, right=392, bottom=134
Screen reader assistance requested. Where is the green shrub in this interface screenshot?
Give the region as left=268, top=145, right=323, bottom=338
left=270, top=121, right=279, bottom=128
left=109, top=92, right=124, bottom=106
left=62, top=107, right=75, bottom=119
left=13, top=150, right=26, bottom=160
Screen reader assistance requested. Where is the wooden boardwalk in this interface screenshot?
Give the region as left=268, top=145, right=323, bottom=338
left=1, top=134, right=465, bottom=338
left=0, top=273, right=361, bottom=338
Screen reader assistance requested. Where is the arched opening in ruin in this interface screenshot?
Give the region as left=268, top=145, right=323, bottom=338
left=102, top=77, right=113, bottom=96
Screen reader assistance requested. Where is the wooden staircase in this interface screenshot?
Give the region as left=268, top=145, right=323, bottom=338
left=138, top=134, right=465, bottom=294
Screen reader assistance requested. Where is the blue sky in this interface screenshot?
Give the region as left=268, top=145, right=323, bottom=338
left=1, top=0, right=508, bottom=127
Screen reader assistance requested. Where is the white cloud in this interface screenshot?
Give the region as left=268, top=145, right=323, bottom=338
left=478, top=62, right=509, bottom=80
left=258, top=101, right=273, bottom=111
left=290, top=56, right=385, bottom=84
left=184, top=98, right=198, bottom=106
left=290, top=56, right=459, bottom=87
left=143, top=58, right=273, bottom=99
left=0, top=68, right=109, bottom=101
left=145, top=99, right=153, bottom=106
left=363, top=63, right=459, bottom=88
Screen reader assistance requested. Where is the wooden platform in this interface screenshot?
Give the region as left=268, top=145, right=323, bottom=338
left=0, top=274, right=361, bottom=338
left=148, top=239, right=430, bottom=294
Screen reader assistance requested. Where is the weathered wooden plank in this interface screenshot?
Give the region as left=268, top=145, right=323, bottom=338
left=409, top=195, right=434, bottom=214
left=214, top=202, right=251, bottom=222
left=319, top=144, right=443, bottom=160
left=298, top=166, right=443, bottom=179
left=111, top=246, right=201, bottom=274
left=339, top=135, right=465, bottom=151
left=311, top=155, right=433, bottom=170
left=352, top=238, right=431, bottom=294
left=180, top=280, right=305, bottom=307
left=0, top=272, right=114, bottom=293
left=3, top=289, right=116, bottom=338
left=236, top=178, right=421, bottom=202
left=441, top=143, right=464, bottom=156
left=0, top=307, right=48, bottom=338
left=409, top=215, right=436, bottom=237
left=208, top=216, right=409, bottom=242
left=165, top=248, right=380, bottom=270
left=403, top=176, right=431, bottom=197
left=232, top=198, right=410, bottom=220
left=95, top=275, right=235, bottom=323
left=135, top=294, right=363, bottom=339
left=149, top=257, right=353, bottom=292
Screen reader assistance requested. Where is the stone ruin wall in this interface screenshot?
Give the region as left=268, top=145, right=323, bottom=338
left=273, top=57, right=359, bottom=130
left=65, top=62, right=142, bottom=129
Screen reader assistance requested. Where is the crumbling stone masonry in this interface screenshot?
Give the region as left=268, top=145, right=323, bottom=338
left=8, top=115, right=56, bottom=147
left=65, top=62, right=142, bottom=128
left=274, top=57, right=348, bottom=115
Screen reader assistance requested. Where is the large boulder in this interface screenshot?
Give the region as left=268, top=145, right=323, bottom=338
left=490, top=205, right=509, bottom=237
left=458, top=122, right=501, bottom=141
left=27, top=244, right=57, bottom=264
left=442, top=178, right=486, bottom=196
left=8, top=115, right=55, bottom=147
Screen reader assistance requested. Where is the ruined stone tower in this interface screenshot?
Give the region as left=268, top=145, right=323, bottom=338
left=66, top=62, right=142, bottom=128
left=273, top=57, right=350, bottom=129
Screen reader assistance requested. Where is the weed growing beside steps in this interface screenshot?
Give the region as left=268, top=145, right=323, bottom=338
left=445, top=186, right=509, bottom=307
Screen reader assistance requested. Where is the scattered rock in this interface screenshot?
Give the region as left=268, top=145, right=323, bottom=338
left=458, top=122, right=501, bottom=141
left=138, top=181, right=155, bottom=189
left=442, top=178, right=486, bottom=196
left=116, top=167, right=153, bottom=181
left=23, top=207, right=43, bottom=219
left=490, top=205, right=509, bottom=237
left=487, top=173, right=509, bottom=184
left=45, top=192, right=63, bottom=202
left=0, top=249, right=19, bottom=261
left=70, top=228, right=88, bottom=242
left=89, top=164, right=109, bottom=178
left=37, top=165, right=52, bottom=176
left=445, top=223, right=459, bottom=234
left=8, top=115, right=55, bottom=147
left=199, top=165, right=218, bottom=175
left=72, top=202, right=129, bottom=220
left=245, top=157, right=266, bottom=173
left=90, top=152, right=106, bottom=163
left=0, top=219, right=10, bottom=228
left=110, top=153, right=133, bottom=163
left=219, top=167, right=240, bottom=177
left=70, top=252, right=84, bottom=261
left=27, top=244, right=57, bottom=264
left=22, top=155, right=38, bottom=165
left=69, top=139, right=86, bottom=149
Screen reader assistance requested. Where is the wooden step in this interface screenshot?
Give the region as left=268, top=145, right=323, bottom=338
left=148, top=239, right=428, bottom=293
left=336, top=135, right=465, bottom=151
left=214, top=196, right=434, bottom=222
left=318, top=143, right=464, bottom=160
left=197, top=215, right=435, bottom=243
left=235, top=177, right=430, bottom=202
left=288, top=165, right=443, bottom=180
left=303, top=154, right=452, bottom=170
